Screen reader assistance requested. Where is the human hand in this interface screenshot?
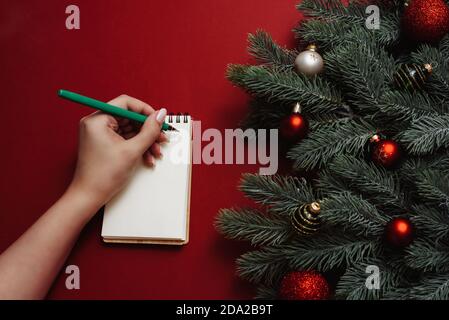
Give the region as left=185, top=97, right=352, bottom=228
left=68, top=94, right=168, bottom=207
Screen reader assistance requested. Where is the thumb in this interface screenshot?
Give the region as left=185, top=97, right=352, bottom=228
left=130, top=108, right=167, bottom=153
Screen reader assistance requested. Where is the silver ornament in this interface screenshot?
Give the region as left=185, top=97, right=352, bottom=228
left=294, top=44, right=324, bottom=76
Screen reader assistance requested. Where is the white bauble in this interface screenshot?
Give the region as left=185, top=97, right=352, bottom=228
left=294, top=44, right=324, bottom=76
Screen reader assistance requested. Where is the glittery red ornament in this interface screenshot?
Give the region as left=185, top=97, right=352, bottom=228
left=279, top=271, right=330, bottom=300
left=280, top=103, right=309, bottom=141
left=370, top=135, right=402, bottom=168
left=385, top=217, right=415, bottom=248
left=402, top=0, right=449, bottom=43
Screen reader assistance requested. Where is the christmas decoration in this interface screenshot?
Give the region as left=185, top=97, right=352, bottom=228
left=294, top=44, right=324, bottom=76
left=218, top=0, right=449, bottom=301
left=279, top=270, right=330, bottom=300
left=369, top=135, right=402, bottom=168
left=290, top=202, right=321, bottom=236
left=402, top=0, right=449, bottom=43
left=280, top=103, right=309, bottom=141
left=393, top=63, right=432, bottom=91
left=385, top=217, right=415, bottom=248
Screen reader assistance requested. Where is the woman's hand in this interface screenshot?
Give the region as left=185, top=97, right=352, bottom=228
left=69, top=94, right=168, bottom=207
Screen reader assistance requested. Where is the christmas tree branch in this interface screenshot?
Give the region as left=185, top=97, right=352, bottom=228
left=215, top=208, right=293, bottom=246
left=411, top=45, right=449, bottom=102
left=248, top=30, right=297, bottom=69
left=239, top=173, right=315, bottom=215
left=288, top=119, right=376, bottom=170
left=406, top=240, right=449, bottom=273
left=378, top=91, right=445, bottom=124
left=325, top=36, right=394, bottom=114
left=226, top=65, right=344, bottom=115
left=255, top=285, right=278, bottom=300
left=399, top=115, right=449, bottom=155
left=284, top=230, right=383, bottom=271
left=407, top=274, right=449, bottom=300
left=326, top=155, right=405, bottom=208
left=297, top=0, right=366, bottom=24
left=411, top=205, right=449, bottom=241
left=321, top=192, right=387, bottom=237
left=336, top=260, right=403, bottom=300
left=295, top=19, right=352, bottom=51
left=414, top=169, right=449, bottom=206
left=237, top=247, right=289, bottom=285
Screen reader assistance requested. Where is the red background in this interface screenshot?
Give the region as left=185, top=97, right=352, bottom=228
left=0, top=0, right=301, bottom=299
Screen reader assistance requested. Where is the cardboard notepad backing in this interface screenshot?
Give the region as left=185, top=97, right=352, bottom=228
left=101, top=114, right=192, bottom=245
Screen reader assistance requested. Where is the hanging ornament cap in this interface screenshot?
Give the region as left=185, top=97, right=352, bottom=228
left=292, top=102, right=302, bottom=114
left=370, top=134, right=381, bottom=143
left=308, top=202, right=321, bottom=215
left=306, top=44, right=317, bottom=51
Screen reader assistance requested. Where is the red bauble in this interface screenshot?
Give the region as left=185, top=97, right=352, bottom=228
left=371, top=137, right=402, bottom=168
left=385, top=217, right=415, bottom=248
left=279, top=271, right=330, bottom=300
left=402, top=0, right=449, bottom=43
left=280, top=112, right=309, bottom=141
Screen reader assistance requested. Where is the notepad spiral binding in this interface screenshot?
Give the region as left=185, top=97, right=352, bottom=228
left=167, top=113, right=190, bottom=123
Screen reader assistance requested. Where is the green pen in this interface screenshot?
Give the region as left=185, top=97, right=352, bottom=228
left=58, top=89, right=177, bottom=131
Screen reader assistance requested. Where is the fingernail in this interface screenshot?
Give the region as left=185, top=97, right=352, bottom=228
left=156, top=108, right=167, bottom=124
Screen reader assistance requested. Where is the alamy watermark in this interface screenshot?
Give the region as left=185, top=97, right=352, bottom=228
left=365, top=265, right=380, bottom=290
left=166, top=121, right=279, bottom=175
left=65, top=5, right=80, bottom=30
left=366, top=5, right=380, bottom=30
left=65, top=265, right=80, bottom=290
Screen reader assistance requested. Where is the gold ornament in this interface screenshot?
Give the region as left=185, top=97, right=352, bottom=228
left=393, top=63, right=432, bottom=91
left=294, top=44, right=324, bottom=76
left=290, top=202, right=321, bottom=236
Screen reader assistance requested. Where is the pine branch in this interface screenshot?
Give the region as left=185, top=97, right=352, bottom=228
left=414, top=169, right=449, bottom=206
left=411, top=205, right=449, bottom=241
left=411, top=45, right=449, bottom=102
left=248, top=30, right=297, bottom=69
left=316, top=169, right=350, bottom=199
left=407, top=274, right=449, bottom=300
left=226, top=65, right=344, bottom=116
left=295, top=19, right=352, bottom=51
left=239, top=174, right=315, bottom=215
left=399, top=115, right=449, bottom=155
left=284, top=230, right=383, bottom=271
left=321, top=192, right=387, bottom=237
left=255, top=285, right=278, bottom=300
left=215, top=208, right=292, bottom=246
left=406, top=240, right=449, bottom=273
left=237, top=248, right=289, bottom=285
left=296, top=2, right=400, bottom=49
left=325, top=35, right=395, bottom=114
left=288, top=119, right=376, bottom=170
left=297, top=0, right=366, bottom=24
left=378, top=90, right=446, bottom=124
left=374, top=8, right=401, bottom=47
left=328, top=155, right=404, bottom=208
left=336, top=260, right=404, bottom=300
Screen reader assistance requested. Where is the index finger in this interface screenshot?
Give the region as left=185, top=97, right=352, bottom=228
left=108, top=94, right=155, bottom=116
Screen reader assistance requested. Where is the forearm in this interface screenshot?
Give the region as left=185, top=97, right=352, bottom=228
left=0, top=186, right=102, bottom=299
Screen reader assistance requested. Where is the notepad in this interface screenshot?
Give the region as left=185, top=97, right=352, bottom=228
left=101, top=114, right=192, bottom=245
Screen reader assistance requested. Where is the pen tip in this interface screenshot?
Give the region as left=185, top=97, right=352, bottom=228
left=167, top=124, right=178, bottom=132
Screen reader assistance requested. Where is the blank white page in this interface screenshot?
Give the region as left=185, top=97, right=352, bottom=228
left=101, top=116, right=192, bottom=243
